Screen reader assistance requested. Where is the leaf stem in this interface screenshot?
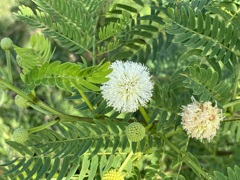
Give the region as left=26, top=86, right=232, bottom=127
left=139, top=106, right=149, bottom=123
left=28, top=102, right=54, bottom=116
left=223, top=99, right=240, bottom=109
left=77, top=89, right=94, bottom=111
left=92, top=16, right=99, bottom=66
left=28, top=119, right=59, bottom=133
left=5, top=50, right=13, bottom=84
left=118, top=151, right=133, bottom=173
left=177, top=136, right=190, bottom=180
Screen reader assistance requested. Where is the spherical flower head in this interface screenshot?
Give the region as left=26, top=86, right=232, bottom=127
left=13, top=127, right=29, bottom=144
left=100, top=61, right=153, bottom=113
left=0, top=37, right=13, bottom=50
left=126, top=122, right=146, bottom=142
left=102, top=169, right=124, bottom=180
left=15, top=95, right=29, bottom=108
left=179, top=97, right=224, bottom=141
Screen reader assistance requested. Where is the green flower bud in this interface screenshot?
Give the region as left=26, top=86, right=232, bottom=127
left=0, top=37, right=13, bottom=50
left=14, top=95, right=29, bottom=108
left=126, top=122, right=145, bottom=142
left=13, top=127, right=29, bottom=144
left=102, top=169, right=124, bottom=180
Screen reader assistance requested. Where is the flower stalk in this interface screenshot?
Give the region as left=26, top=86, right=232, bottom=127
left=5, top=50, right=13, bottom=84
left=118, top=151, right=134, bottom=173
left=139, top=106, right=149, bottom=123
left=28, top=119, right=59, bottom=133
left=77, top=89, right=94, bottom=111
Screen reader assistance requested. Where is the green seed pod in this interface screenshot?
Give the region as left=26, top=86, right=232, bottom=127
left=102, top=169, right=124, bottom=180
left=126, top=122, right=146, bottom=142
left=15, top=95, right=29, bottom=108
left=0, top=37, right=13, bottom=50
left=13, top=127, right=29, bottom=144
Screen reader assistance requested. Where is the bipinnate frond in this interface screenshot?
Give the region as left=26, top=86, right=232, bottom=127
left=97, top=2, right=168, bottom=62
left=14, top=0, right=105, bottom=55
left=183, top=65, right=231, bottom=103
left=1, top=120, right=158, bottom=179
left=23, top=61, right=112, bottom=93
left=150, top=83, right=181, bottom=131
left=14, top=33, right=54, bottom=74
left=163, top=5, right=240, bottom=68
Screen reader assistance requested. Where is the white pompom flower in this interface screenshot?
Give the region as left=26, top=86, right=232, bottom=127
left=100, top=61, right=154, bottom=113
left=179, top=97, right=224, bottom=141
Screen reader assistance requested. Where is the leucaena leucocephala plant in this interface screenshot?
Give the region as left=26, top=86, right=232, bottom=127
left=1, top=0, right=240, bottom=179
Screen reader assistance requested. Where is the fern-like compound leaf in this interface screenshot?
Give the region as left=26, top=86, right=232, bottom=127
left=183, top=65, right=231, bottom=103
left=15, top=0, right=102, bottom=55
left=14, top=33, right=54, bottom=74
left=23, top=61, right=112, bottom=93
left=1, top=120, right=132, bottom=179
left=163, top=6, right=240, bottom=68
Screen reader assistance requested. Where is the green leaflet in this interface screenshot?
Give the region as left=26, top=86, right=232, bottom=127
left=213, top=165, right=240, bottom=180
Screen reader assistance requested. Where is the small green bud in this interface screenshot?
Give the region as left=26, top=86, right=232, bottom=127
left=0, top=37, right=13, bottom=50
left=15, top=95, right=29, bottom=108
left=126, top=122, right=146, bottom=142
left=13, top=127, right=29, bottom=144
left=102, top=169, right=124, bottom=180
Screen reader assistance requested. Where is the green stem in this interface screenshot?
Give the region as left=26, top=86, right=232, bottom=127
left=28, top=119, right=59, bottom=133
left=118, top=151, right=133, bottom=173
left=165, top=126, right=183, bottom=138
left=223, top=118, right=240, bottom=122
left=28, top=102, right=54, bottom=116
left=78, top=89, right=94, bottom=111
left=0, top=78, right=92, bottom=122
left=92, top=16, right=99, bottom=66
left=223, top=99, right=240, bottom=109
left=177, top=136, right=190, bottom=180
left=5, top=50, right=13, bottom=84
left=139, top=106, right=154, bottom=132
left=158, top=133, right=210, bottom=179
left=139, top=106, right=149, bottom=123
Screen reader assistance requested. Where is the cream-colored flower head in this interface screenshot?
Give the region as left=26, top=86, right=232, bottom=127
left=179, top=97, right=224, bottom=141
left=102, top=169, right=124, bottom=180
left=100, top=61, right=153, bottom=113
